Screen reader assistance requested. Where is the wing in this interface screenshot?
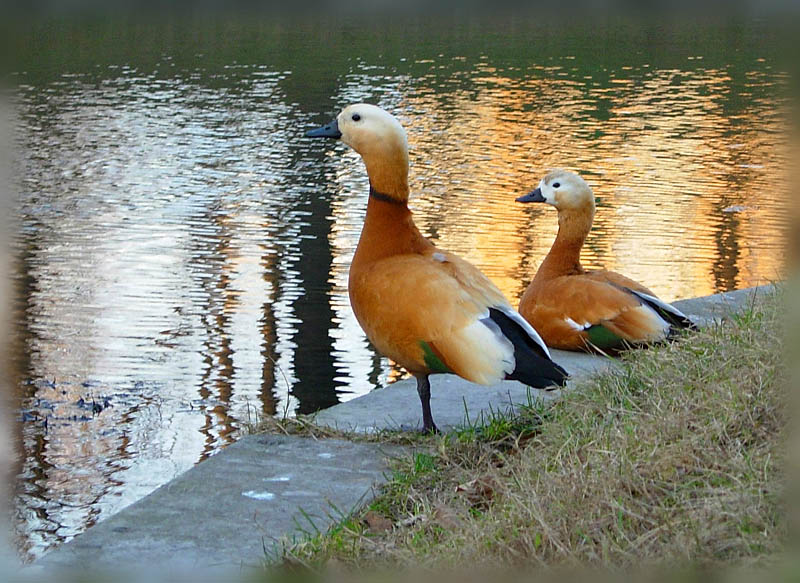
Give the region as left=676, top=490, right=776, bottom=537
left=350, top=250, right=562, bottom=386
left=484, top=306, right=567, bottom=388
left=583, top=269, right=655, bottom=295
left=520, top=275, right=672, bottom=350
left=586, top=270, right=696, bottom=330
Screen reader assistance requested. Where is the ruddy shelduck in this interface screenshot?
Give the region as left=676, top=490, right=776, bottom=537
left=306, top=104, right=567, bottom=432
left=516, top=169, right=695, bottom=352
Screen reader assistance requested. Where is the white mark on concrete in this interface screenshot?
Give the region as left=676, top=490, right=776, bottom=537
left=282, top=490, right=318, bottom=497
left=317, top=453, right=334, bottom=459
left=432, top=252, right=447, bottom=263
left=264, top=475, right=291, bottom=482
left=242, top=490, right=275, bottom=501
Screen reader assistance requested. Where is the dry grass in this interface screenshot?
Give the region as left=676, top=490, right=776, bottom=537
left=267, top=290, right=788, bottom=574
left=242, top=405, right=436, bottom=448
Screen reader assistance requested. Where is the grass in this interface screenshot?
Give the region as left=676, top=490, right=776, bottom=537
left=262, top=290, right=788, bottom=575
left=242, top=402, right=438, bottom=448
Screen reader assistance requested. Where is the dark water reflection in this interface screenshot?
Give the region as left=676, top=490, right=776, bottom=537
left=8, top=20, right=789, bottom=560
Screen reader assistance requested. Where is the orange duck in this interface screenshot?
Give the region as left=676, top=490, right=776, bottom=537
left=516, top=169, right=695, bottom=352
left=307, top=105, right=567, bottom=432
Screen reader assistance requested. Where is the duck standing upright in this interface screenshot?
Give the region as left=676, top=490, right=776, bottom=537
left=306, top=104, right=567, bottom=432
left=516, top=169, right=695, bottom=352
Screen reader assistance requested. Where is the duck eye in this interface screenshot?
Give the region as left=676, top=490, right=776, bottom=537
left=351, top=113, right=361, bottom=121
left=552, top=182, right=561, bottom=188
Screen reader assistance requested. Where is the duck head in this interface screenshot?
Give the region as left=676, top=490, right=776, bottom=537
left=516, top=169, right=595, bottom=214
left=306, top=104, right=409, bottom=200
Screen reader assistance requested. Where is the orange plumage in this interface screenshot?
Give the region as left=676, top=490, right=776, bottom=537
left=307, top=105, right=567, bottom=432
left=517, top=170, right=695, bottom=352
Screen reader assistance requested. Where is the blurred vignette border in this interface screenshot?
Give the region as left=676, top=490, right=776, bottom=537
left=0, top=0, right=797, bottom=579
left=1, top=0, right=800, bottom=21
left=0, top=74, right=16, bottom=573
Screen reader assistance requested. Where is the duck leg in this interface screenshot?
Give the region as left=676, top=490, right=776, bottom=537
left=415, top=375, right=438, bottom=434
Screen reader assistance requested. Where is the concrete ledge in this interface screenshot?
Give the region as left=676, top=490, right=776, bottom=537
left=670, top=284, right=774, bottom=325
left=35, top=435, right=403, bottom=572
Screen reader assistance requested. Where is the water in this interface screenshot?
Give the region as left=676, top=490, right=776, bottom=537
left=7, top=19, right=789, bottom=560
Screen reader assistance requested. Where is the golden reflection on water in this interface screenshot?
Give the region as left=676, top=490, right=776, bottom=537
left=398, top=63, right=787, bottom=306
left=11, top=46, right=788, bottom=561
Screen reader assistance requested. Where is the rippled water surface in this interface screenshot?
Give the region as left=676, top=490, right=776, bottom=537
left=9, top=20, right=789, bottom=560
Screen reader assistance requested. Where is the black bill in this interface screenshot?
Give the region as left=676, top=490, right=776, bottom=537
left=515, top=187, right=546, bottom=203
left=305, top=118, right=341, bottom=139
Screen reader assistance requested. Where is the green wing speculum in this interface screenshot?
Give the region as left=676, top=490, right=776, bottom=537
left=419, top=340, right=453, bottom=374
left=585, top=324, right=624, bottom=350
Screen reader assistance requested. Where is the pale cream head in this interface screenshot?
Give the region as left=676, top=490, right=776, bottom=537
left=537, top=169, right=595, bottom=212
left=336, top=104, right=408, bottom=156
left=336, top=104, right=409, bottom=198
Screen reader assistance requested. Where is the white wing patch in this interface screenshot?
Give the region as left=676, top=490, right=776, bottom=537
left=630, top=305, right=671, bottom=340
left=432, top=252, right=447, bottom=263
left=445, top=310, right=515, bottom=385
left=476, top=314, right=516, bottom=369
left=440, top=306, right=555, bottom=386
left=565, top=317, right=591, bottom=331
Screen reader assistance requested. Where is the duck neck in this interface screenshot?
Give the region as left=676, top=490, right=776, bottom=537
left=350, top=143, right=432, bottom=268
left=352, top=191, right=432, bottom=268
left=534, top=206, right=594, bottom=284
left=362, top=147, right=409, bottom=204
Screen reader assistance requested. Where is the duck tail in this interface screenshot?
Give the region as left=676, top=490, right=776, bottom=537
left=487, top=307, right=568, bottom=389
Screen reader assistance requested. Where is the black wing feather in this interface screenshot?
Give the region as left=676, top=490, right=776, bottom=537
left=487, top=308, right=568, bottom=389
